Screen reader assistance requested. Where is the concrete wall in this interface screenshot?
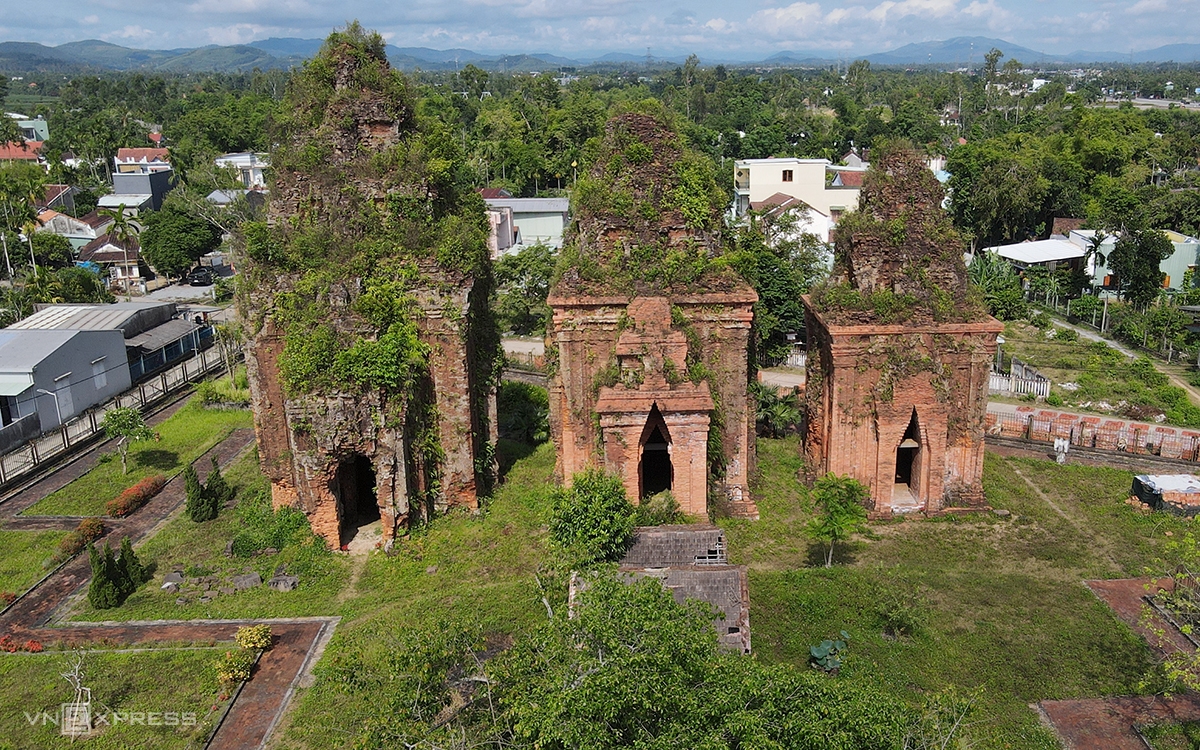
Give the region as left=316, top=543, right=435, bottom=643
left=10, top=330, right=131, bottom=431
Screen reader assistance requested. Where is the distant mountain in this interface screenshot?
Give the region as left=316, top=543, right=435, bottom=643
left=0, top=36, right=1198, bottom=75
left=865, top=36, right=1056, bottom=66
left=247, top=38, right=324, bottom=58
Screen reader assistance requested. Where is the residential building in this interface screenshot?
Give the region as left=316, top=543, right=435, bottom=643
left=0, top=141, right=46, bottom=170
left=35, top=209, right=101, bottom=250
left=749, top=192, right=835, bottom=244
left=6, top=113, right=49, bottom=142
left=36, top=184, right=77, bottom=214
left=11, top=301, right=214, bottom=382
left=114, top=147, right=171, bottom=174
left=733, top=157, right=864, bottom=223
left=99, top=170, right=174, bottom=214
left=1079, top=229, right=1200, bottom=291
left=78, top=234, right=146, bottom=293
left=481, top=192, right=569, bottom=254
left=214, top=152, right=269, bottom=188
left=0, top=328, right=131, bottom=442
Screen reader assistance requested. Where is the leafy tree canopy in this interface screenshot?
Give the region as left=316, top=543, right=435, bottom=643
left=140, top=199, right=222, bottom=277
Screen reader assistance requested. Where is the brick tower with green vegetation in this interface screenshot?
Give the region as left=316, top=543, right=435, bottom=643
left=240, top=24, right=499, bottom=549
left=803, top=147, right=1002, bottom=515
left=546, top=110, right=757, bottom=518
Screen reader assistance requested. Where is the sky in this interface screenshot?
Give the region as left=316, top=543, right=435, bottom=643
left=1, top=0, right=1198, bottom=60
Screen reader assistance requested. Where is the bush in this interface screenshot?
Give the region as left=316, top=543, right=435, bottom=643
left=1054, top=327, right=1078, bottom=342
left=548, top=469, right=635, bottom=565
left=235, top=624, right=273, bottom=651
left=106, top=475, right=167, bottom=517
left=87, top=543, right=122, bottom=609
left=216, top=648, right=256, bottom=686
left=229, top=490, right=332, bottom=575
left=1029, top=312, right=1051, bottom=329
left=53, top=517, right=104, bottom=564
left=1046, top=392, right=1063, bottom=407
left=634, top=490, right=687, bottom=526
left=497, top=381, right=549, bottom=444
left=184, top=464, right=212, bottom=522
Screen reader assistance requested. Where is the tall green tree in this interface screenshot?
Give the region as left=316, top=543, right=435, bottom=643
left=139, top=200, right=222, bottom=277
left=1108, top=228, right=1174, bottom=309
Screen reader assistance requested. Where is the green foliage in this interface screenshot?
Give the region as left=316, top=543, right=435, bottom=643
left=497, top=381, right=548, bottom=445
left=548, top=469, right=634, bottom=565
left=216, top=648, right=256, bottom=687
left=1029, top=311, right=1051, bottom=329
left=228, top=489, right=331, bottom=579
left=183, top=464, right=210, bottom=522
left=751, top=381, right=802, bottom=438
left=633, top=490, right=687, bottom=526
left=87, top=543, right=121, bottom=610
left=1108, top=228, right=1175, bottom=309
left=101, top=407, right=155, bottom=474
left=116, top=537, right=147, bottom=599
left=807, top=474, right=871, bottom=568
left=810, top=630, right=850, bottom=672
left=139, top=199, right=223, bottom=277
left=206, top=456, right=235, bottom=508
left=234, top=624, right=273, bottom=651
left=493, top=243, right=556, bottom=335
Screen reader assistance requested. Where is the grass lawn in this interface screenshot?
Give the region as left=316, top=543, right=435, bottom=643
left=67, top=450, right=352, bottom=622
left=999, top=320, right=1200, bottom=424
left=275, top=440, right=557, bottom=749
left=0, top=648, right=222, bottom=749
left=22, top=400, right=252, bottom=517
left=720, top=437, right=1192, bottom=748
left=0, top=530, right=67, bottom=597
left=1143, top=722, right=1200, bottom=749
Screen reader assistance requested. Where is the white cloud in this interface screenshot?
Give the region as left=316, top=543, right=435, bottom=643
left=704, top=17, right=734, bottom=32
left=81, top=15, right=100, bottom=24
left=204, top=23, right=272, bottom=45
left=1127, top=0, right=1169, bottom=14
left=749, top=2, right=824, bottom=33
left=187, top=0, right=314, bottom=15
left=101, top=25, right=162, bottom=41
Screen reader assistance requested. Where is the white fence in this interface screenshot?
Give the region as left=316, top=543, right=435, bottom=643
left=0, top=346, right=230, bottom=488
left=989, top=372, right=1051, bottom=398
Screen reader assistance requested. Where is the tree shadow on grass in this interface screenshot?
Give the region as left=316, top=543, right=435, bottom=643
left=805, top=541, right=860, bottom=568
left=135, top=450, right=180, bottom=471
left=497, top=438, right=537, bottom=481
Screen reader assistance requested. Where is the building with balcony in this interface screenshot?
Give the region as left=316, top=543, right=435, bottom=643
left=733, top=158, right=864, bottom=230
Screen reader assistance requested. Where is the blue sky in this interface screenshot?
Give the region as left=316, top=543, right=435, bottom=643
left=1, top=0, right=1197, bottom=59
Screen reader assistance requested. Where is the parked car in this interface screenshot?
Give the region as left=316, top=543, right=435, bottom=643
left=187, top=267, right=215, bottom=286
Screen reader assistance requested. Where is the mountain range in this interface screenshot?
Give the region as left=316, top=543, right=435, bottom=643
left=0, top=35, right=1198, bottom=75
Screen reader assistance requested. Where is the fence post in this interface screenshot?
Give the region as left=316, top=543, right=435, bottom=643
left=1026, top=416, right=1033, bottom=440
left=61, top=425, right=69, bottom=451
left=29, top=440, right=38, bottom=465
left=161, top=372, right=169, bottom=397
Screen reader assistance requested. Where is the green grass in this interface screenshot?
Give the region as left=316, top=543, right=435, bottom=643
left=721, top=438, right=1195, bottom=749
left=0, top=648, right=222, bottom=749
left=0, top=530, right=67, bottom=597
left=22, top=400, right=252, bottom=517
left=1143, top=722, right=1200, bottom=749
left=67, top=450, right=352, bottom=622
left=276, top=441, right=557, bottom=749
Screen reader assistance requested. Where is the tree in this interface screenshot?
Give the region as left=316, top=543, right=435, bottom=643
left=493, top=243, right=556, bottom=335
left=205, top=455, right=234, bottom=510
left=548, top=469, right=634, bottom=565
left=87, top=543, right=121, bottom=610
left=1108, top=228, right=1174, bottom=309
left=115, top=537, right=145, bottom=598
left=183, top=464, right=211, bottom=522
left=101, top=407, right=154, bottom=474
left=807, top=473, right=871, bottom=568
left=139, top=200, right=222, bottom=277
left=967, top=251, right=1026, bottom=320
left=29, top=232, right=73, bottom=269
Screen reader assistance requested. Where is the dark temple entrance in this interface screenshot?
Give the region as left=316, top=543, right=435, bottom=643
left=639, top=405, right=673, bottom=498
left=333, top=454, right=380, bottom=548
left=895, top=410, right=921, bottom=488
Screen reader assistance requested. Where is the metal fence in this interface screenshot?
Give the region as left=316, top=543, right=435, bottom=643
left=989, top=372, right=1052, bottom=398
left=0, top=346, right=230, bottom=487
left=987, top=412, right=1200, bottom=462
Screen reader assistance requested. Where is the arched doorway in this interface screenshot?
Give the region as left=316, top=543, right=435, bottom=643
left=333, top=454, right=380, bottom=548
left=639, top=405, right=673, bottom=498
left=894, top=410, right=922, bottom=504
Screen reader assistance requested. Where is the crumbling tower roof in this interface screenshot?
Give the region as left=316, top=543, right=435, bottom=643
left=815, top=148, right=985, bottom=326
left=553, top=112, right=748, bottom=298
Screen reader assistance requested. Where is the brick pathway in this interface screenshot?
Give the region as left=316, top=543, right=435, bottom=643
left=1036, top=579, right=1200, bottom=748
left=0, top=425, right=337, bottom=749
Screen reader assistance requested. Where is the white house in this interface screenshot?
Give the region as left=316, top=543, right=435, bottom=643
left=733, top=158, right=864, bottom=223
left=481, top=194, right=569, bottom=255
left=749, top=193, right=835, bottom=244
left=214, top=152, right=269, bottom=188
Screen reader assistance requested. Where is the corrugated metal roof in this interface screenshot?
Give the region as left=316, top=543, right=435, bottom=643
left=0, top=329, right=81, bottom=371
left=11, top=301, right=174, bottom=335
left=125, top=319, right=200, bottom=351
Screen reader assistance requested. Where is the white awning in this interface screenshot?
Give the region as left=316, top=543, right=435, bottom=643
left=985, top=239, right=1085, bottom=265
left=0, top=373, right=34, bottom=396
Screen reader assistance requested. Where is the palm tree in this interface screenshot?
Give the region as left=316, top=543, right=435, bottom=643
left=98, top=204, right=136, bottom=295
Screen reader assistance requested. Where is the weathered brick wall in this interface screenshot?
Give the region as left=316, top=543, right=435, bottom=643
left=803, top=311, right=1001, bottom=513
